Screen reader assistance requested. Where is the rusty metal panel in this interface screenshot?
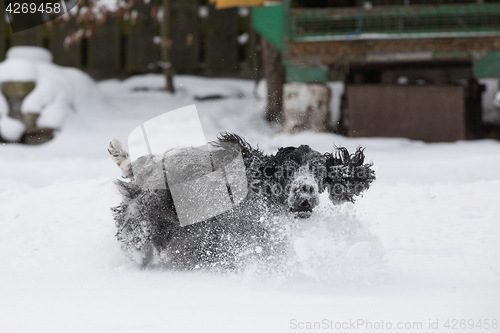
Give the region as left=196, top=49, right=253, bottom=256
left=347, top=85, right=466, bottom=142
left=287, top=36, right=500, bottom=67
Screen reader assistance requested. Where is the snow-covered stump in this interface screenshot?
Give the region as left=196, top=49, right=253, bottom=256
left=282, top=83, right=331, bottom=134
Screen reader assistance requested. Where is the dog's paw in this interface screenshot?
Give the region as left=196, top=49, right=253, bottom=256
left=108, top=138, right=127, bottom=161
left=109, top=138, right=132, bottom=178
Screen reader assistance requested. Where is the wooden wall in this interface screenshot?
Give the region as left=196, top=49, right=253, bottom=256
left=0, top=2, right=258, bottom=78
left=347, top=85, right=468, bottom=142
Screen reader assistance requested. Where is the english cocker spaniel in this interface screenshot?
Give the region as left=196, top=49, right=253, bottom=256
left=109, top=133, right=376, bottom=271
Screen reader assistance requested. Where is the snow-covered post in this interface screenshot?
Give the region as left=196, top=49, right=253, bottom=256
left=261, top=38, right=285, bottom=123
left=282, top=83, right=331, bottom=134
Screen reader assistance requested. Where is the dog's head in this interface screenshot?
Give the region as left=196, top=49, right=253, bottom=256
left=217, top=133, right=376, bottom=218
left=258, top=145, right=324, bottom=218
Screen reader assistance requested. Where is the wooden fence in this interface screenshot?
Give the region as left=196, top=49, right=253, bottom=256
left=0, top=1, right=261, bottom=79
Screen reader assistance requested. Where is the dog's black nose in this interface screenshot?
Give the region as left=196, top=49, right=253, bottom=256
left=299, top=200, right=311, bottom=208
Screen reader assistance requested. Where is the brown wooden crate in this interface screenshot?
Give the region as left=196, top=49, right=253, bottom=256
left=347, top=85, right=466, bottom=142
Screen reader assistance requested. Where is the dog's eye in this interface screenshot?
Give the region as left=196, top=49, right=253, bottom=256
left=264, top=166, right=275, bottom=177
left=300, top=185, right=314, bottom=194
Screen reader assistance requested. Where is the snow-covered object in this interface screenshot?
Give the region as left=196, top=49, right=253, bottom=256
left=0, top=58, right=37, bottom=82
left=237, top=32, right=249, bottom=45
left=492, top=90, right=500, bottom=114
left=0, top=116, right=25, bottom=141
left=327, top=81, right=344, bottom=125
left=0, top=47, right=101, bottom=139
left=6, top=46, right=53, bottom=63
left=492, top=89, right=500, bottom=122
left=255, top=78, right=267, bottom=100
left=20, top=64, right=100, bottom=124
left=198, top=5, right=209, bottom=18
left=283, top=82, right=330, bottom=133
left=0, top=92, right=8, bottom=116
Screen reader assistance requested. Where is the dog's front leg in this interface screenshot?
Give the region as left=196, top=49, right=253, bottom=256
left=108, top=138, right=133, bottom=179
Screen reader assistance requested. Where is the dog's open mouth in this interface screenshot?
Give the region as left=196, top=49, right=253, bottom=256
left=290, top=200, right=313, bottom=218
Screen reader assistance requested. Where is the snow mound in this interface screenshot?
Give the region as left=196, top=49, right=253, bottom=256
left=6, top=46, right=53, bottom=63
left=0, top=90, right=8, bottom=115
left=492, top=90, right=500, bottom=121
left=243, top=196, right=385, bottom=286
left=0, top=116, right=25, bottom=141
left=0, top=58, right=37, bottom=82
left=0, top=47, right=102, bottom=141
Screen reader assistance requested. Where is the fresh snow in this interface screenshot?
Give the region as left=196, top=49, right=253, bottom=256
left=0, top=74, right=499, bottom=332
left=0, top=116, right=25, bottom=141
left=6, top=46, right=53, bottom=63
left=0, top=58, right=37, bottom=82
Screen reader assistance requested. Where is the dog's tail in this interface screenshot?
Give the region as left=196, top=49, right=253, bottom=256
left=108, top=138, right=133, bottom=179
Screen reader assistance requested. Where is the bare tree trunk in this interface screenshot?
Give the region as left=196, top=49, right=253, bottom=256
left=261, top=38, right=285, bottom=123
left=161, top=0, right=175, bottom=93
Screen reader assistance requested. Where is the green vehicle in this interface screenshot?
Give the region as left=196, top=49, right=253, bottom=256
left=252, top=0, right=500, bottom=142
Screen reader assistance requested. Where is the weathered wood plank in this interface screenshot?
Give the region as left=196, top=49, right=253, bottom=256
left=169, top=0, right=199, bottom=73
left=126, top=2, right=157, bottom=73
left=206, top=6, right=238, bottom=73
left=11, top=26, right=44, bottom=47
left=88, top=15, right=121, bottom=73
left=51, top=18, right=81, bottom=68
left=0, top=2, right=5, bottom=60
left=347, top=85, right=467, bottom=142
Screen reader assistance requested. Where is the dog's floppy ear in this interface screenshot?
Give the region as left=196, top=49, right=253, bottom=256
left=323, top=147, right=376, bottom=204
left=114, top=179, right=141, bottom=199
left=216, top=132, right=265, bottom=165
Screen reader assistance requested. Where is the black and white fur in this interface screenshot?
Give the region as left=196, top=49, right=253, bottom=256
left=109, top=133, right=376, bottom=270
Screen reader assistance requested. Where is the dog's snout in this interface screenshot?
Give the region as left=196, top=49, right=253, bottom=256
left=299, top=200, right=311, bottom=208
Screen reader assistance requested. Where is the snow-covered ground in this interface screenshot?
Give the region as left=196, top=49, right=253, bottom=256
left=1, top=74, right=499, bottom=332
